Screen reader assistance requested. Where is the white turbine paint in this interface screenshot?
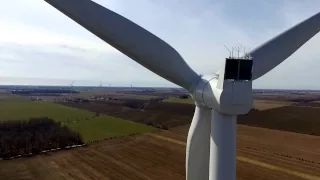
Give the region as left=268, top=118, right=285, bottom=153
left=43, top=0, right=200, bottom=91
left=186, top=107, right=211, bottom=180
left=210, top=110, right=236, bottom=180
left=250, top=12, right=320, bottom=80
left=43, top=1, right=320, bottom=179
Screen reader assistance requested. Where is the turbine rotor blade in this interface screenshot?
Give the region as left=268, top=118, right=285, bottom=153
left=44, top=0, right=200, bottom=91
left=250, top=12, right=320, bottom=80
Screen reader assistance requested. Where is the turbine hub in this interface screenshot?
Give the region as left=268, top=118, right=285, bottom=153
left=191, top=58, right=253, bottom=115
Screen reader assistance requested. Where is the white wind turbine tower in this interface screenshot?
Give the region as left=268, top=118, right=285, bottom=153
left=44, top=1, right=320, bottom=179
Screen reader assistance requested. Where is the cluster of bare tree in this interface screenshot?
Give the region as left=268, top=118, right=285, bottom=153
left=0, top=118, right=83, bottom=159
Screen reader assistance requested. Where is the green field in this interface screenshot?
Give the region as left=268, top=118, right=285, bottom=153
left=0, top=100, right=155, bottom=142
left=0, top=96, right=31, bottom=102
left=0, top=101, right=95, bottom=121
left=164, top=97, right=194, bottom=104
left=67, top=116, right=156, bottom=142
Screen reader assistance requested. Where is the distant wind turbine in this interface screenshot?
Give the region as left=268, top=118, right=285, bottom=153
left=69, top=80, right=75, bottom=95
left=69, top=80, right=75, bottom=87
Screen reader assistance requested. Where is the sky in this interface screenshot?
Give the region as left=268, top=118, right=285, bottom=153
left=0, top=0, right=319, bottom=89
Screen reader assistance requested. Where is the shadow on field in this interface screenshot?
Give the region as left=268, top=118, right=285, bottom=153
left=238, top=106, right=320, bottom=136
left=60, top=101, right=194, bottom=129
left=60, top=100, right=320, bottom=136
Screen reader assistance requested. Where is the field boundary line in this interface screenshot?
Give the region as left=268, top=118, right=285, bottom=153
left=146, top=133, right=185, bottom=146
left=0, top=144, right=87, bottom=161
left=86, top=133, right=142, bottom=144
left=148, top=133, right=320, bottom=180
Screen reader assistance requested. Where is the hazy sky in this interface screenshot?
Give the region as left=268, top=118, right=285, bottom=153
left=0, top=0, right=319, bottom=89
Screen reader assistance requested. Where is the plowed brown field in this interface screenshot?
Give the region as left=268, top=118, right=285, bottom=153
left=0, top=125, right=319, bottom=180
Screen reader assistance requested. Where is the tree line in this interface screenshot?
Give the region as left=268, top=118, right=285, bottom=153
left=0, top=117, right=83, bottom=159
left=11, top=89, right=78, bottom=95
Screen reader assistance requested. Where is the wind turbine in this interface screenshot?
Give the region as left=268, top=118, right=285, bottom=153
left=69, top=80, right=75, bottom=95
left=69, top=80, right=75, bottom=88
left=44, top=1, right=320, bottom=179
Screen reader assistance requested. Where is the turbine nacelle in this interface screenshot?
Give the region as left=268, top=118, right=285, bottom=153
left=192, top=58, right=253, bottom=115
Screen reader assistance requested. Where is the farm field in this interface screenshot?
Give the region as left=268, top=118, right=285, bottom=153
left=26, top=91, right=156, bottom=103
left=0, top=101, right=95, bottom=122
left=0, top=125, right=319, bottom=180
left=0, top=99, right=155, bottom=144
left=163, top=97, right=292, bottom=110
left=60, top=101, right=195, bottom=128
left=0, top=95, right=31, bottom=102
left=172, top=124, right=320, bottom=163
left=294, top=100, right=320, bottom=107
left=70, top=91, right=156, bottom=100
left=67, top=116, right=156, bottom=142
left=161, top=96, right=297, bottom=111
left=252, top=99, right=293, bottom=110
left=164, top=97, right=194, bottom=104
left=1, top=89, right=320, bottom=179
left=61, top=99, right=320, bottom=136
left=253, top=92, right=320, bottom=102
left=238, top=106, right=320, bottom=135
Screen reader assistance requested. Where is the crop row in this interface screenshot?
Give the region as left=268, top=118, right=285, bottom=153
left=237, top=145, right=320, bottom=165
